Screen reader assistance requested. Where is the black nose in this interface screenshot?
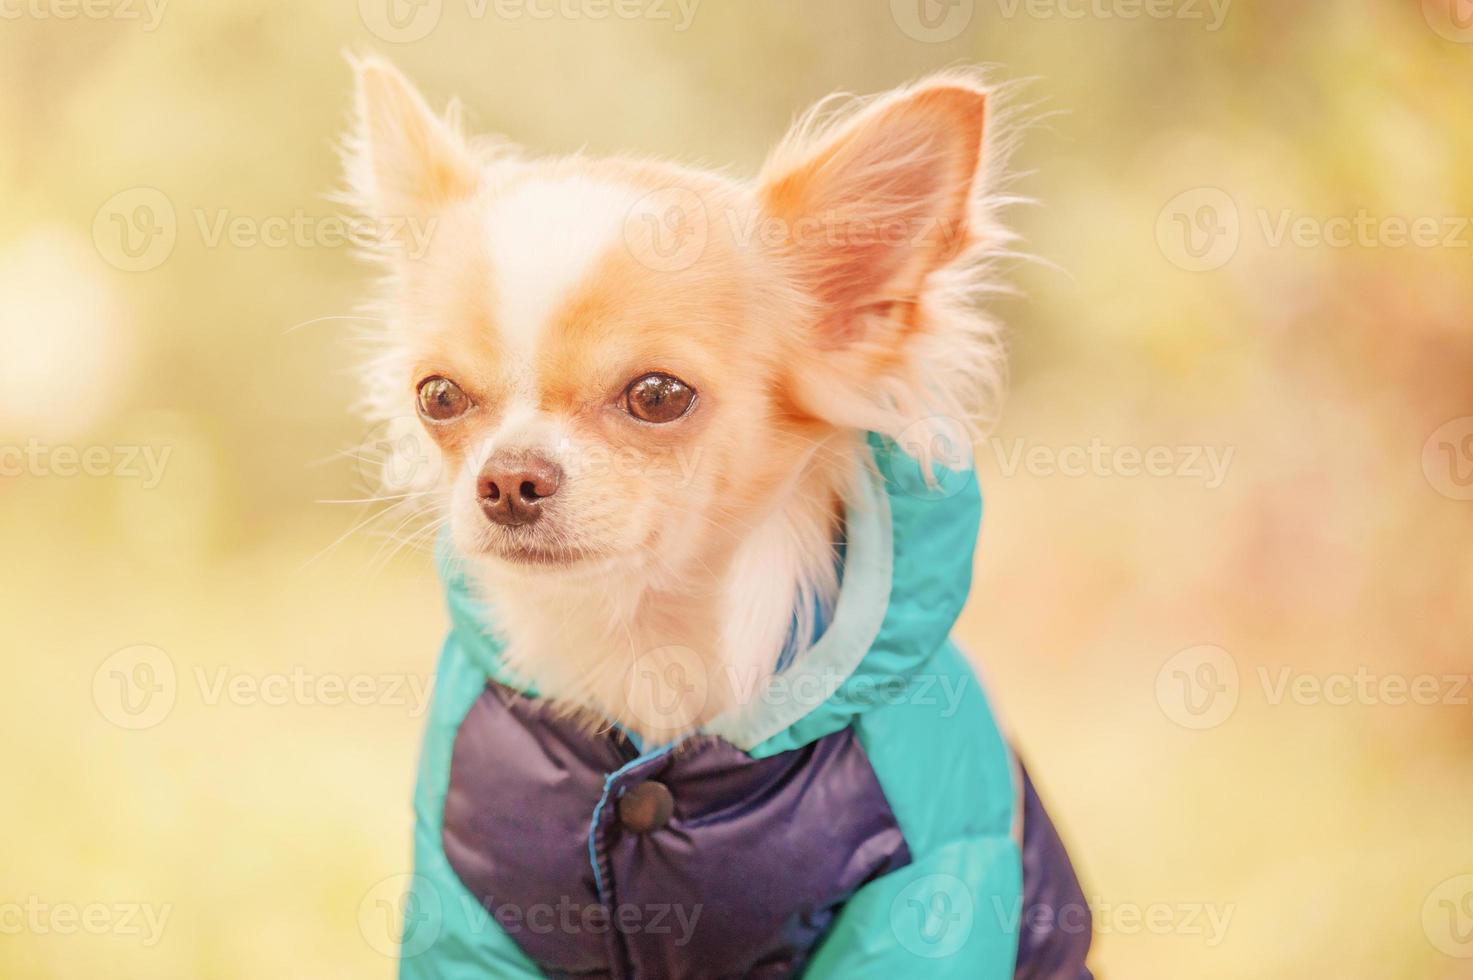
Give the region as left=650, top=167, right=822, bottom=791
left=477, top=452, right=562, bottom=527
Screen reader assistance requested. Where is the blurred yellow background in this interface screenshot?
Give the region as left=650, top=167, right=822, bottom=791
left=3, top=2, right=1472, bottom=977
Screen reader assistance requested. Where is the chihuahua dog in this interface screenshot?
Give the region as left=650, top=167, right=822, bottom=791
left=343, top=57, right=1090, bottom=978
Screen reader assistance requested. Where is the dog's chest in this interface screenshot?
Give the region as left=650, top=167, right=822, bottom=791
left=442, top=681, right=910, bottom=978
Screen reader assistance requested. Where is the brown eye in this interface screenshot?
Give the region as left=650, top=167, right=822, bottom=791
left=625, top=373, right=695, bottom=424
left=417, top=376, right=471, bottom=422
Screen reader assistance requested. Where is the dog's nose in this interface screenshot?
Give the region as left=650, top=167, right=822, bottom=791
left=477, top=452, right=562, bottom=526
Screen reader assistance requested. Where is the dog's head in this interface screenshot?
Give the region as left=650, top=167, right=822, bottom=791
left=343, top=57, right=1003, bottom=602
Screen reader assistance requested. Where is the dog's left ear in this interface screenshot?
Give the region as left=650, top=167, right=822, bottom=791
left=758, top=79, right=989, bottom=420
left=343, top=55, right=482, bottom=221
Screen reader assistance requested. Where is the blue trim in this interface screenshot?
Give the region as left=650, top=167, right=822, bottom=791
left=585, top=743, right=675, bottom=900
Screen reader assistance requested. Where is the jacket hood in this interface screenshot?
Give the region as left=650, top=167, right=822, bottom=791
left=438, top=431, right=982, bottom=757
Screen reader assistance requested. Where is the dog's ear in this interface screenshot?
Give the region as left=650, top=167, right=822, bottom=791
left=758, top=79, right=989, bottom=412
left=344, top=55, right=481, bottom=220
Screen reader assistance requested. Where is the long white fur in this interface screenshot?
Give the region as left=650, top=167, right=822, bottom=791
left=483, top=175, right=641, bottom=369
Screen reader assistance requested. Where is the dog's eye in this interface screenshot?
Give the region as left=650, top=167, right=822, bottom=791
left=625, top=373, right=695, bottom=424
left=417, top=376, right=471, bottom=422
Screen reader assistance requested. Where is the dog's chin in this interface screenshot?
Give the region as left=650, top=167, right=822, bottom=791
left=466, top=532, right=631, bottom=579
left=489, top=543, right=587, bottom=568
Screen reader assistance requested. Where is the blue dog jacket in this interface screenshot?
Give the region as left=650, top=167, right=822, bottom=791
left=398, top=435, right=1092, bottom=977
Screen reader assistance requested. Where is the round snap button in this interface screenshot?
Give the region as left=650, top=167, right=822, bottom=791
left=618, top=781, right=674, bottom=833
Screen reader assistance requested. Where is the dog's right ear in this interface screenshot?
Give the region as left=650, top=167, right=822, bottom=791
left=343, top=55, right=481, bottom=220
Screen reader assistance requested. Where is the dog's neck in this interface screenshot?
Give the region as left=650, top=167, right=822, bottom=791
left=472, top=445, right=853, bottom=742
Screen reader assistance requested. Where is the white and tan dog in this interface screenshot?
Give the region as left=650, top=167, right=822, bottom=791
left=345, top=56, right=1013, bottom=741
left=341, top=57, right=1093, bottom=979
